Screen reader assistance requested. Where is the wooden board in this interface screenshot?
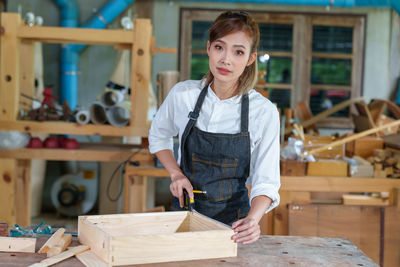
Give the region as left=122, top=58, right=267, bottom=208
left=289, top=204, right=381, bottom=264
left=303, top=135, right=344, bottom=159
left=0, top=159, right=16, bottom=225
left=38, top=228, right=65, bottom=253
left=29, top=245, right=89, bottom=267
left=15, top=159, right=31, bottom=226
left=342, top=194, right=390, bottom=206
left=384, top=207, right=400, bottom=267
left=0, top=235, right=378, bottom=267
left=0, top=237, right=36, bottom=253
left=78, top=212, right=236, bottom=265
left=280, top=160, right=306, bottom=176
left=307, top=160, right=348, bottom=177
left=0, top=143, right=154, bottom=163
left=75, top=250, right=108, bottom=267
left=346, top=136, right=384, bottom=158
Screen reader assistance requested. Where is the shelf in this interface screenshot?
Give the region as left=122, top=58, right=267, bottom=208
left=0, top=121, right=150, bottom=137
left=0, top=143, right=155, bottom=163
left=123, top=166, right=400, bottom=193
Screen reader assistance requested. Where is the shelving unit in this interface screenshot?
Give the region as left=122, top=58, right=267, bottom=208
left=0, top=13, right=154, bottom=225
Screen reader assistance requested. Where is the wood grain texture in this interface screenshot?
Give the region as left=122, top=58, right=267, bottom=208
left=75, top=250, right=108, bottom=267
left=18, top=26, right=133, bottom=45
left=46, top=234, right=72, bottom=258
left=29, top=245, right=89, bottom=267
left=38, top=228, right=65, bottom=253
left=0, top=237, right=36, bottom=253
left=307, top=160, right=348, bottom=177
left=0, top=159, right=16, bottom=225
left=78, top=212, right=236, bottom=266
left=15, top=159, right=31, bottom=226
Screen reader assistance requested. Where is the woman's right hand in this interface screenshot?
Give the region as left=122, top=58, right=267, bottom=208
left=170, top=173, right=193, bottom=208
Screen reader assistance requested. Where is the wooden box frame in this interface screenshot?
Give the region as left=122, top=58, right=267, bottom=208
left=78, top=211, right=237, bottom=266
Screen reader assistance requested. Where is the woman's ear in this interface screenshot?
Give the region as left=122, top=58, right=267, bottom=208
left=247, top=52, right=257, bottom=66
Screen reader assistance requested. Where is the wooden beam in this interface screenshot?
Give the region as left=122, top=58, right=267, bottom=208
left=0, top=121, right=150, bottom=137
left=18, top=26, right=133, bottom=45
left=281, top=176, right=400, bottom=193
left=38, top=228, right=65, bottom=253
left=0, top=159, right=16, bottom=225
left=130, top=19, right=151, bottom=128
left=0, top=144, right=154, bottom=164
left=15, top=160, right=31, bottom=226
left=0, top=237, right=36, bottom=253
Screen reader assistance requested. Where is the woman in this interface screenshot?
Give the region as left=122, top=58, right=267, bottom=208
left=149, top=11, right=280, bottom=244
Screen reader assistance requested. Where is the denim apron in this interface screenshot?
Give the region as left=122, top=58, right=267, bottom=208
left=172, top=85, right=251, bottom=225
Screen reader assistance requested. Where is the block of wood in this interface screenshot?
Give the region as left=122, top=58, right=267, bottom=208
left=345, top=136, right=384, bottom=158
left=303, top=135, right=344, bottom=159
left=280, top=160, right=307, bottom=176
left=78, top=211, right=236, bottom=266
left=307, top=160, right=348, bottom=177
left=342, top=194, right=390, bottom=206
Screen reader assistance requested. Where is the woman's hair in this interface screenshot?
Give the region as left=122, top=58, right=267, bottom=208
left=202, top=11, right=260, bottom=95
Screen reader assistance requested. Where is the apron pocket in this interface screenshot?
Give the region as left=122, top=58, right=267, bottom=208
left=203, top=179, right=233, bottom=202
left=191, top=153, right=238, bottom=179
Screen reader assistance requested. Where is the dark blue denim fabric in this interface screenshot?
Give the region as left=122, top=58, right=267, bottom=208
left=172, top=86, right=251, bottom=225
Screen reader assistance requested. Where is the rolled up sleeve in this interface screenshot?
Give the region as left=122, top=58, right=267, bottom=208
left=248, top=106, right=281, bottom=213
left=148, top=87, right=179, bottom=154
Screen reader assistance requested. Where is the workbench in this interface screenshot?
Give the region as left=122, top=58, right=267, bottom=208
left=0, top=235, right=378, bottom=266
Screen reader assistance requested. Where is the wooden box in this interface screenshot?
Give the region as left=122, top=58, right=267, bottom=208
left=307, top=160, right=348, bottom=177
left=280, top=160, right=307, bottom=176
left=78, top=211, right=236, bottom=266
left=303, top=135, right=344, bottom=159
left=345, top=136, right=384, bottom=158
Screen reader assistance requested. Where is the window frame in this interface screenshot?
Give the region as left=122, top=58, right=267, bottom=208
left=179, top=8, right=365, bottom=128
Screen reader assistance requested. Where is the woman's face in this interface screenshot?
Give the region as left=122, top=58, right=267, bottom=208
left=207, top=30, right=256, bottom=86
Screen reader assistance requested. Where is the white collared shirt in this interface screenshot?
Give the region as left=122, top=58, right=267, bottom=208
left=149, top=80, right=280, bottom=213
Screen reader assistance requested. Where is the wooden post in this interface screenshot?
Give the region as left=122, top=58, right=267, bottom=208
left=0, top=13, right=22, bottom=225
left=130, top=19, right=151, bottom=129
left=15, top=160, right=31, bottom=226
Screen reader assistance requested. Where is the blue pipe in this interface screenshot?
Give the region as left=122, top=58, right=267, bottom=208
left=174, top=0, right=399, bottom=14
left=53, top=0, right=134, bottom=110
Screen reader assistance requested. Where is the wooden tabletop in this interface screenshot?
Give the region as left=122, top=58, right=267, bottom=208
left=0, top=235, right=378, bottom=266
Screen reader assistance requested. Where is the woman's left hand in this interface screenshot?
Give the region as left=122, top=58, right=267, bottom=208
left=231, top=217, right=260, bottom=244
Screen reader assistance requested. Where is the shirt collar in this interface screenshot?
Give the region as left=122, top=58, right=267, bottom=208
left=207, top=83, right=242, bottom=104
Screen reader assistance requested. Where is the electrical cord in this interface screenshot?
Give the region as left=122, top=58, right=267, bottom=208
left=106, top=149, right=142, bottom=202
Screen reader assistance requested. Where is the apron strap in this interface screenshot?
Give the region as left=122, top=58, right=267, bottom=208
left=240, top=94, right=249, bottom=133
left=180, top=86, right=208, bottom=166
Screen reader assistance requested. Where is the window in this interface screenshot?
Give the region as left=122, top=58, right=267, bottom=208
left=179, top=9, right=365, bottom=128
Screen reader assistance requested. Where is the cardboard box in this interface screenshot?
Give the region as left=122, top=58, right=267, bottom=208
left=307, top=160, right=348, bottom=177
left=78, top=212, right=236, bottom=266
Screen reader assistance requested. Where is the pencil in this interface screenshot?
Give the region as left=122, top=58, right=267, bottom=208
left=192, top=190, right=207, bottom=194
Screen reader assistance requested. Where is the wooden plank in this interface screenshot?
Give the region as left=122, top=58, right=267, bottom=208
left=307, top=160, right=348, bottom=177
left=0, top=120, right=150, bottom=137
left=0, top=13, right=20, bottom=122
left=75, top=250, right=108, bottom=267
left=384, top=207, right=400, bottom=267
left=15, top=159, right=31, bottom=226
left=0, top=143, right=154, bottom=163
left=130, top=19, right=151, bottom=128
left=38, top=228, right=65, bottom=253
left=0, top=159, right=16, bottom=225
left=18, top=26, right=133, bottom=45
left=124, top=174, right=147, bottom=212
left=0, top=237, right=36, bottom=253
left=19, top=40, right=35, bottom=112
left=288, top=204, right=318, bottom=236
left=292, top=15, right=312, bottom=110
left=46, top=234, right=72, bottom=258
left=318, top=205, right=380, bottom=264
left=29, top=245, right=89, bottom=267
left=281, top=176, right=400, bottom=192
left=342, top=194, right=390, bottom=206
